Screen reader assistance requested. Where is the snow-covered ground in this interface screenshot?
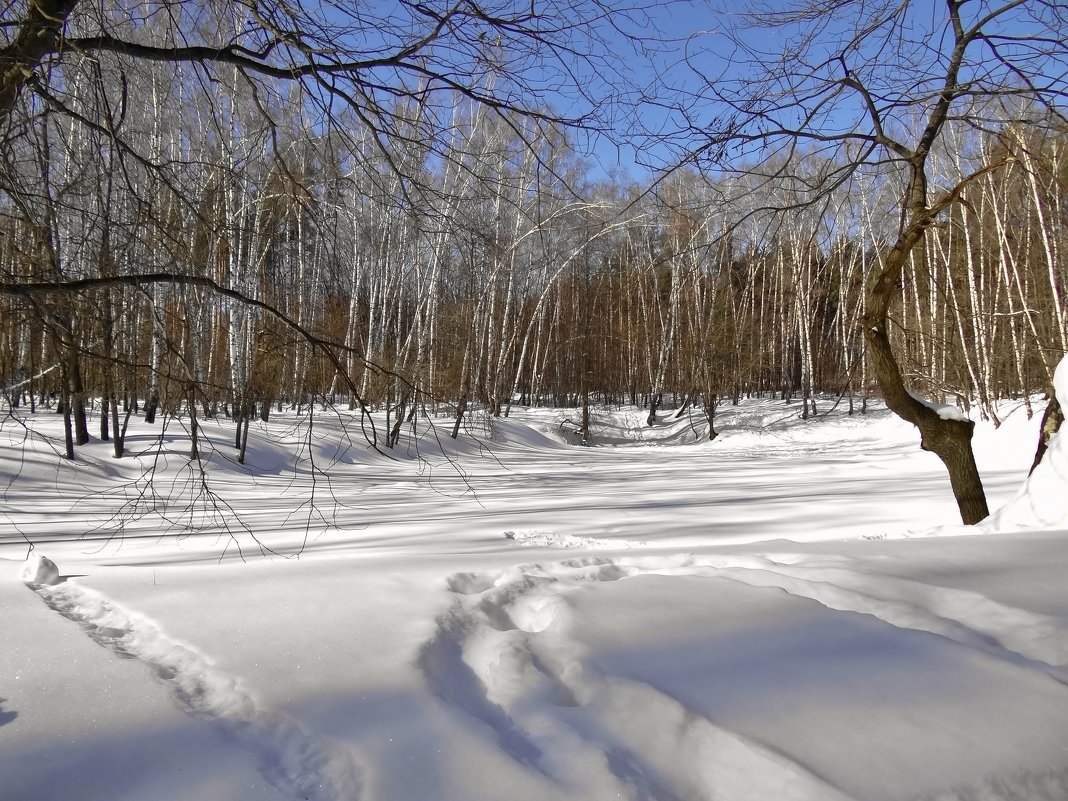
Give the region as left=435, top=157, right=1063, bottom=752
left=3, top=383, right=1068, bottom=801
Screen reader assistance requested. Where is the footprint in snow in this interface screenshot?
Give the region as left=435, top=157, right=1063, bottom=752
left=27, top=580, right=364, bottom=801
left=445, top=571, right=497, bottom=595
left=426, top=557, right=855, bottom=801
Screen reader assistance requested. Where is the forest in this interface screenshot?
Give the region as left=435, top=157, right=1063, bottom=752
left=0, top=0, right=1065, bottom=488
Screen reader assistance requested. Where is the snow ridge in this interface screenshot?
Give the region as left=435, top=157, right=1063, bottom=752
left=29, top=581, right=363, bottom=801
left=676, top=553, right=1068, bottom=683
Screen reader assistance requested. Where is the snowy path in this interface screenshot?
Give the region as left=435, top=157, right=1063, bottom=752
left=24, top=579, right=364, bottom=801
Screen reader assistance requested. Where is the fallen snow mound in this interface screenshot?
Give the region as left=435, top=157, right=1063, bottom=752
left=981, top=357, right=1068, bottom=533
left=20, top=553, right=60, bottom=585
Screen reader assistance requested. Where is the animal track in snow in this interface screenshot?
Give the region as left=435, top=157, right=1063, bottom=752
left=28, top=581, right=363, bottom=801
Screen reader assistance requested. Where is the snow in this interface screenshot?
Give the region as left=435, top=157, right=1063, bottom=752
left=3, top=384, right=1068, bottom=801
left=978, top=358, right=1068, bottom=535
left=19, top=552, right=59, bottom=585
left=504, top=529, right=646, bottom=549
left=906, top=390, right=970, bottom=422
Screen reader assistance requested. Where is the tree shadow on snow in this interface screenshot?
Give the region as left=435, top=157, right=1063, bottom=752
left=0, top=698, right=17, bottom=726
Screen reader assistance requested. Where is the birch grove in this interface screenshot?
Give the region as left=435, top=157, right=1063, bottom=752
left=0, top=0, right=1065, bottom=526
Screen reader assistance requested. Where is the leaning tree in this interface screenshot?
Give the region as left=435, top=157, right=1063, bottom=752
left=678, top=0, right=1068, bottom=524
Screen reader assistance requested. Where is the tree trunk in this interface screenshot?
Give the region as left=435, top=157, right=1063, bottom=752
left=1030, top=396, right=1064, bottom=476
left=189, top=389, right=200, bottom=461
left=704, top=393, right=719, bottom=441
left=237, top=408, right=251, bottom=464
left=451, top=396, right=467, bottom=440
left=580, top=384, right=591, bottom=446
left=863, top=224, right=989, bottom=525
left=68, top=351, right=90, bottom=445
left=99, top=391, right=110, bottom=441
left=646, top=392, right=661, bottom=427
left=388, top=393, right=408, bottom=449
left=0, top=0, right=79, bottom=121
left=111, top=398, right=130, bottom=459
left=61, top=375, right=74, bottom=461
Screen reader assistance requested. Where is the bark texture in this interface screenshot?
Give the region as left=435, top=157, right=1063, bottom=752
left=0, top=0, right=78, bottom=120
left=863, top=221, right=990, bottom=525
left=1030, top=396, right=1064, bottom=476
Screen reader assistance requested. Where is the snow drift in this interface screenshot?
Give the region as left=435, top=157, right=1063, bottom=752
left=980, top=357, right=1068, bottom=533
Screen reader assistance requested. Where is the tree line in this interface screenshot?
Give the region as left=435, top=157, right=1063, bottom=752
left=2, top=100, right=1063, bottom=437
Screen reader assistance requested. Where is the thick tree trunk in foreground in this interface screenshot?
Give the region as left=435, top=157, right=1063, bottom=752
left=863, top=223, right=989, bottom=525
left=0, top=0, right=79, bottom=119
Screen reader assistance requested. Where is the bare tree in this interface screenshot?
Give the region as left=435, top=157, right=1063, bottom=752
left=680, top=0, right=1068, bottom=523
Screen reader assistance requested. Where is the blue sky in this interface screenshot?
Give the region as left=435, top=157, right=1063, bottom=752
left=581, top=0, right=1068, bottom=183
